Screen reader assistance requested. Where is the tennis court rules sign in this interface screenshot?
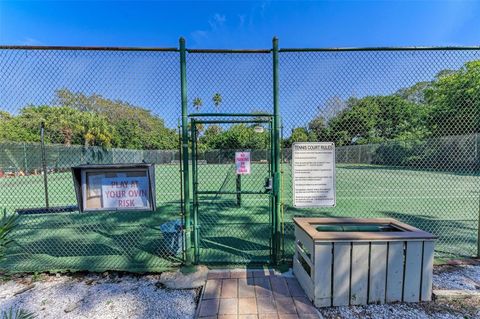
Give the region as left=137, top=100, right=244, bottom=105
left=292, top=142, right=336, bottom=207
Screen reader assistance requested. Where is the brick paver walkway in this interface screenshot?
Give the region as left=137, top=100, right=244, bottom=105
left=196, top=269, right=320, bottom=319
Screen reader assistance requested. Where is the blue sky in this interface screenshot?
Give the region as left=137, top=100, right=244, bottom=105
left=1, top=1, right=480, bottom=132
left=1, top=1, right=480, bottom=48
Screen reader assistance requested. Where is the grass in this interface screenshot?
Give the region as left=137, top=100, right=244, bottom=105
left=0, top=163, right=478, bottom=272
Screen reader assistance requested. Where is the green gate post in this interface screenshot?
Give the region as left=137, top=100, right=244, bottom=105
left=272, top=37, right=282, bottom=264
left=191, top=120, right=200, bottom=263
left=180, top=37, right=193, bottom=266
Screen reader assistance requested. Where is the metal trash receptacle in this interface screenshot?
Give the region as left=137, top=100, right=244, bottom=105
left=160, top=220, right=183, bottom=255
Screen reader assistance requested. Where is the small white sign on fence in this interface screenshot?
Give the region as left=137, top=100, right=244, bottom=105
left=235, top=151, right=251, bottom=175
left=293, top=142, right=336, bottom=207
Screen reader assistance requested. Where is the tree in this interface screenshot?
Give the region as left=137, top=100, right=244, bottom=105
left=327, top=95, right=430, bottom=145
left=0, top=111, right=37, bottom=142
left=0, top=214, right=17, bottom=262
left=200, top=123, right=268, bottom=150
left=54, top=89, right=178, bottom=149
left=0, top=106, right=115, bottom=147
left=395, top=81, right=431, bottom=104
left=283, top=127, right=309, bottom=148
left=193, top=97, right=203, bottom=111
left=1, top=89, right=179, bottom=150
left=425, top=61, right=480, bottom=136
left=320, top=96, right=347, bottom=121
left=200, top=125, right=224, bottom=149
left=205, top=125, right=222, bottom=136
left=212, top=93, right=222, bottom=109
left=308, top=115, right=328, bottom=141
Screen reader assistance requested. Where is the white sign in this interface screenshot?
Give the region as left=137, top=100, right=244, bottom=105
left=235, top=152, right=251, bottom=175
left=293, top=142, right=336, bottom=207
left=101, top=176, right=150, bottom=209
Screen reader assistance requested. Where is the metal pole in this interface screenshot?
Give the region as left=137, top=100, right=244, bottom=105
left=191, top=120, right=199, bottom=263
left=180, top=37, right=193, bottom=265
left=23, top=142, right=28, bottom=174
left=280, top=120, right=285, bottom=258
left=178, top=123, right=186, bottom=261
left=269, top=120, right=275, bottom=260
left=188, top=113, right=272, bottom=118
left=477, top=196, right=480, bottom=258
left=477, top=133, right=480, bottom=258
left=40, top=122, right=49, bottom=208
left=272, top=37, right=281, bottom=264
left=236, top=175, right=242, bottom=207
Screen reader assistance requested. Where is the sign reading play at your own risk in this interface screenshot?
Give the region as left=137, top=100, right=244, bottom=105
left=292, top=142, right=336, bottom=207
left=102, top=176, right=150, bottom=209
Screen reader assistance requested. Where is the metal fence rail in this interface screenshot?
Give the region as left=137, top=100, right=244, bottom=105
left=1, top=42, right=479, bottom=272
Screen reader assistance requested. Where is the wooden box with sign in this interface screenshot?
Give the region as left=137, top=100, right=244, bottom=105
left=71, top=164, right=156, bottom=212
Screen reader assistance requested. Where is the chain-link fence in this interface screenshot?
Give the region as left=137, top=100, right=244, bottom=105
left=0, top=48, right=183, bottom=272
left=279, top=49, right=480, bottom=260
left=1, top=45, right=479, bottom=272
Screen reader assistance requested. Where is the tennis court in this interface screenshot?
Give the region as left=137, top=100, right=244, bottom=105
left=1, top=161, right=478, bottom=272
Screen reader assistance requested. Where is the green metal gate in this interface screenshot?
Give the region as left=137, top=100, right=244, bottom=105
left=190, top=114, right=275, bottom=264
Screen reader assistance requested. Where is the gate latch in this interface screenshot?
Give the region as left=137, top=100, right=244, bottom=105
left=264, top=177, right=273, bottom=193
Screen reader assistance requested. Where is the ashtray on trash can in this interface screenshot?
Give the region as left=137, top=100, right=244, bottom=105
left=160, top=220, right=183, bottom=255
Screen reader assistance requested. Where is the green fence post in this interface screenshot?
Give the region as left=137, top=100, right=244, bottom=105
left=272, top=37, right=282, bottom=264
left=40, top=121, right=49, bottom=208
left=191, top=120, right=200, bottom=263
left=477, top=133, right=480, bottom=258
left=477, top=193, right=480, bottom=258
left=23, top=142, right=28, bottom=174
left=180, top=37, right=193, bottom=266
left=236, top=175, right=242, bottom=207
left=269, top=119, right=275, bottom=260
left=477, top=204, right=480, bottom=258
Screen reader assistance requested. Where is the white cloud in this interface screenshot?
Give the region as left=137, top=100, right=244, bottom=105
left=209, top=13, right=226, bottom=29
left=238, top=14, right=246, bottom=28
left=20, top=37, right=44, bottom=46
left=191, top=30, right=209, bottom=43
left=190, top=12, right=229, bottom=46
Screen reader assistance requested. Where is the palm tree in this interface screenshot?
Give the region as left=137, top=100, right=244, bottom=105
left=195, top=123, right=205, bottom=135
left=1, top=308, right=36, bottom=319
left=212, top=93, right=222, bottom=110
left=1, top=214, right=36, bottom=319
left=0, top=213, right=17, bottom=262
left=193, top=97, right=203, bottom=111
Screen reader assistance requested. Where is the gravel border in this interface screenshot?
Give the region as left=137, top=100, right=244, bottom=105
left=1, top=263, right=479, bottom=319
left=433, top=264, right=480, bottom=291
left=320, top=263, right=480, bottom=319
left=0, top=273, right=199, bottom=319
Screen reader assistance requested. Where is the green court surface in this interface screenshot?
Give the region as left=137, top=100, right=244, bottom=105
left=0, top=163, right=478, bottom=272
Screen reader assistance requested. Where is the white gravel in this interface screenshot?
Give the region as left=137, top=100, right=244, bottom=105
left=320, top=263, right=480, bottom=319
left=433, top=264, right=480, bottom=290
left=320, top=303, right=470, bottom=319
left=1, top=264, right=479, bottom=319
left=0, top=274, right=198, bottom=319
